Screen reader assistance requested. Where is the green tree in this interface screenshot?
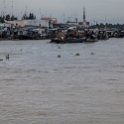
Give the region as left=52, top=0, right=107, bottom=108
left=5, top=14, right=11, bottom=21
left=22, top=12, right=36, bottom=20
left=0, top=16, right=5, bottom=23
left=29, top=12, right=36, bottom=19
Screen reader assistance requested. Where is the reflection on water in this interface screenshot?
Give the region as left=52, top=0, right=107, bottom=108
left=0, top=38, right=124, bottom=124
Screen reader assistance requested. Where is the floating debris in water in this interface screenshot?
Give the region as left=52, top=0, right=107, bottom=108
left=6, top=54, right=9, bottom=59
left=75, top=53, right=80, bottom=56
left=21, top=49, right=22, bottom=51
left=0, top=59, right=3, bottom=61
left=91, top=52, right=95, bottom=55
left=57, top=55, right=61, bottom=58
left=58, top=46, right=61, bottom=49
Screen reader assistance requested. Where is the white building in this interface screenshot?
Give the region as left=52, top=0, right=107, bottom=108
left=5, top=19, right=52, bottom=28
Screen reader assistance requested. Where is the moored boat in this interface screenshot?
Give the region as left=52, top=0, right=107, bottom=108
left=50, top=38, right=84, bottom=43
left=50, top=37, right=98, bottom=44
left=84, top=38, right=98, bottom=43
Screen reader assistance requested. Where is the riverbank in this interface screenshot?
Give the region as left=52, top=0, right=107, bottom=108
left=0, top=37, right=12, bottom=41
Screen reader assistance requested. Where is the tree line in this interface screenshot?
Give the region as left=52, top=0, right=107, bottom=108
left=0, top=12, right=36, bottom=23
left=90, top=23, right=124, bottom=30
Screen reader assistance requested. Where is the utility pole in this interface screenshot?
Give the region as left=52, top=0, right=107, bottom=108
left=3, top=0, right=6, bottom=17
left=63, top=14, right=65, bottom=23
left=39, top=8, right=41, bottom=19
left=25, top=6, right=27, bottom=15
left=12, top=1, right=13, bottom=16
left=105, top=16, right=106, bottom=25
left=83, top=7, right=86, bottom=22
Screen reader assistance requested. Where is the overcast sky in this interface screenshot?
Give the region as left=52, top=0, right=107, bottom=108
left=0, top=0, right=124, bottom=24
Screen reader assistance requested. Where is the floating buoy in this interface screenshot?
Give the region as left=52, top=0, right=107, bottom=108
left=6, top=54, right=9, bottom=59
left=0, top=59, right=3, bottom=61
left=57, top=55, right=61, bottom=58
left=91, top=52, right=95, bottom=55
left=75, top=53, right=80, bottom=56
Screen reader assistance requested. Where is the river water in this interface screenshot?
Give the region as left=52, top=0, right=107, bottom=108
left=0, top=38, right=124, bottom=124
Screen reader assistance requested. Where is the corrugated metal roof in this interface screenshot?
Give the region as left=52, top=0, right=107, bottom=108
left=0, top=23, right=4, bottom=27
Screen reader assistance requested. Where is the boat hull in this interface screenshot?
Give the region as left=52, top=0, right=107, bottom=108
left=50, top=38, right=98, bottom=44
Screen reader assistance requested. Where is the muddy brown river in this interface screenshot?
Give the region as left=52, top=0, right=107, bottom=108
left=0, top=38, right=124, bottom=124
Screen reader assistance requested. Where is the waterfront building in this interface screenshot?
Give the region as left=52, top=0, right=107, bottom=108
left=0, top=23, right=4, bottom=30
left=5, top=19, right=52, bottom=28
left=67, top=22, right=78, bottom=27
left=53, top=23, right=68, bottom=29
left=41, top=17, right=58, bottom=24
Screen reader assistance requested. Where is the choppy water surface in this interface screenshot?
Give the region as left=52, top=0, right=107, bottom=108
left=0, top=38, right=124, bottom=124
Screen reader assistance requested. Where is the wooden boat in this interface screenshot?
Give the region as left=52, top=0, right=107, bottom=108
left=50, top=38, right=84, bottom=43
left=18, top=27, right=42, bottom=40
left=50, top=38, right=98, bottom=44
left=98, top=30, right=109, bottom=40
left=84, top=38, right=98, bottom=43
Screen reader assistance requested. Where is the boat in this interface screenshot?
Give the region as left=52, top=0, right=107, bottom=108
left=50, top=38, right=84, bottom=43
left=84, top=38, right=98, bottom=43
left=18, top=27, right=42, bottom=40
left=50, top=38, right=98, bottom=44
left=97, top=30, right=109, bottom=40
